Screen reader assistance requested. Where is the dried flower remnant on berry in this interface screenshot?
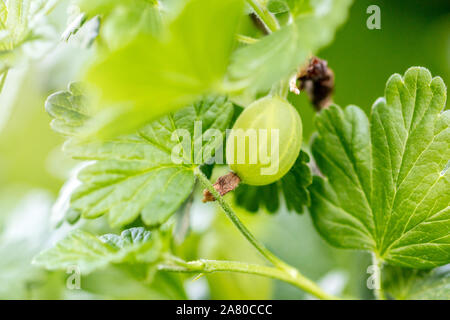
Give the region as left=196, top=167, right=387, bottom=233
left=203, top=172, right=241, bottom=202
left=291, top=57, right=335, bottom=111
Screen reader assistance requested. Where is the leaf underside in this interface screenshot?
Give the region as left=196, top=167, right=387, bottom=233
left=310, top=67, right=450, bottom=269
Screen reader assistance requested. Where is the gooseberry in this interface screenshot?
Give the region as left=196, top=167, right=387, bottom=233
left=226, top=95, right=302, bottom=186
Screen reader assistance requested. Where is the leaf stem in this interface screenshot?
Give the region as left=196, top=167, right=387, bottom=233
left=194, top=169, right=338, bottom=300
left=372, top=253, right=386, bottom=300
left=160, top=258, right=338, bottom=300
left=246, top=0, right=279, bottom=33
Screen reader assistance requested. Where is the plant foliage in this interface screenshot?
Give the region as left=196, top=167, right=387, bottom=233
left=310, top=67, right=449, bottom=269
left=46, top=83, right=234, bottom=227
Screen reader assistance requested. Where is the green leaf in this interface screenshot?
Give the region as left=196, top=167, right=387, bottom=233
left=61, top=13, right=101, bottom=48
left=227, top=0, right=352, bottom=93
left=46, top=85, right=234, bottom=227
left=84, top=0, right=243, bottom=138
left=235, top=150, right=312, bottom=214
left=77, top=0, right=159, bottom=16
left=0, top=0, right=32, bottom=52
left=267, top=0, right=290, bottom=14
left=0, top=0, right=59, bottom=69
left=61, top=13, right=87, bottom=42
left=32, top=227, right=162, bottom=274
left=76, top=0, right=162, bottom=49
left=45, top=82, right=90, bottom=136
left=383, top=265, right=450, bottom=300
left=407, top=267, right=450, bottom=299
left=235, top=181, right=279, bottom=213
left=267, top=0, right=312, bottom=15
left=310, top=67, right=450, bottom=269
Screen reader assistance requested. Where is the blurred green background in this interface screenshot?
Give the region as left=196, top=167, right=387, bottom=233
left=0, top=0, right=448, bottom=299
left=294, top=0, right=450, bottom=140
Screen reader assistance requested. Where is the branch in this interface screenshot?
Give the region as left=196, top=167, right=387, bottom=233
left=193, top=169, right=339, bottom=300
left=159, top=259, right=339, bottom=300
left=195, top=169, right=282, bottom=268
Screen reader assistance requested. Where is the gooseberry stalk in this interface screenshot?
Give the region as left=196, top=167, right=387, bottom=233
left=189, top=168, right=339, bottom=300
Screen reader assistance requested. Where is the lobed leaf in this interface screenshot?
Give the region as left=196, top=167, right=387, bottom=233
left=45, top=82, right=90, bottom=136
left=47, top=85, right=234, bottom=227
left=309, top=67, right=450, bottom=269
left=32, top=227, right=162, bottom=274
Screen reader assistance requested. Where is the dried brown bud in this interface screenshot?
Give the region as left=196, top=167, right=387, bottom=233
left=294, top=57, right=335, bottom=111
left=202, top=172, right=241, bottom=203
